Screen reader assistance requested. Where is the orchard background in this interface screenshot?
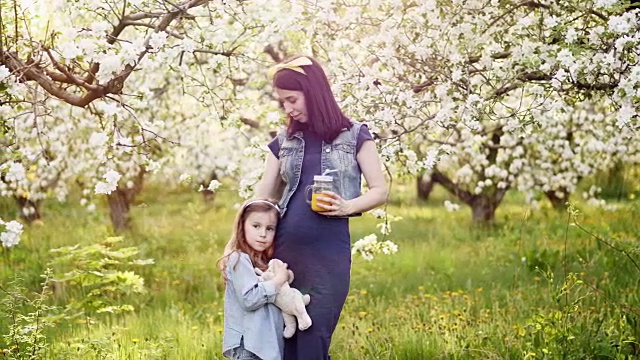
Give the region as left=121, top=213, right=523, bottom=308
left=1, top=0, right=640, bottom=358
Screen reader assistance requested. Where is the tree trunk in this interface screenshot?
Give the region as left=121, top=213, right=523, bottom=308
left=544, top=190, right=569, bottom=210
left=107, top=189, right=131, bottom=233
left=15, top=197, right=42, bottom=223
left=470, top=197, right=497, bottom=225
left=431, top=169, right=509, bottom=226
left=416, top=174, right=434, bottom=200
left=106, top=168, right=145, bottom=233
left=201, top=171, right=218, bottom=204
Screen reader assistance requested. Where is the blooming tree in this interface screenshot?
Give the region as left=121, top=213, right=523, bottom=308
left=0, top=0, right=296, bottom=231
left=2, top=0, right=640, bottom=237
left=268, top=0, right=640, bottom=223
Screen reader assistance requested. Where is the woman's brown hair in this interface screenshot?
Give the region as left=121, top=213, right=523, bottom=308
left=272, top=56, right=352, bottom=143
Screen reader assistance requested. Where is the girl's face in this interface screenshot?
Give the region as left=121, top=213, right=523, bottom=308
left=275, top=88, right=308, bottom=123
left=243, top=211, right=278, bottom=253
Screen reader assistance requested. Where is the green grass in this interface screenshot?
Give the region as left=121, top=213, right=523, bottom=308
left=1, top=183, right=639, bottom=359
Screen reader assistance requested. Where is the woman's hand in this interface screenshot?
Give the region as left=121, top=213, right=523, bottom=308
left=315, top=191, right=354, bottom=217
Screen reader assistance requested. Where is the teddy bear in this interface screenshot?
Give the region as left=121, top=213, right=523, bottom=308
left=255, top=259, right=312, bottom=338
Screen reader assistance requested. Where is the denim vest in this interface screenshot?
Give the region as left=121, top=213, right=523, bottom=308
left=277, top=121, right=363, bottom=217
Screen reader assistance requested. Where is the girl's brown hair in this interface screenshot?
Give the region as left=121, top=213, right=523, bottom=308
left=220, top=199, right=280, bottom=271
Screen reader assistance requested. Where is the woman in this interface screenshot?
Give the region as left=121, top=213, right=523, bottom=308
left=256, top=56, right=387, bottom=359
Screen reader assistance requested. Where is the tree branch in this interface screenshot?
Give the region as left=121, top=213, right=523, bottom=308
left=241, top=117, right=261, bottom=129
left=43, top=47, right=100, bottom=91
left=430, top=169, right=475, bottom=205
left=494, top=71, right=553, bottom=96
left=488, top=1, right=551, bottom=29
left=467, top=51, right=512, bottom=65
left=412, top=79, right=436, bottom=93
left=0, top=0, right=210, bottom=107
left=121, top=19, right=184, bottom=39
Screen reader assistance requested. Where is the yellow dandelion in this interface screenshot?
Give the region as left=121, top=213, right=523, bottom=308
left=132, top=339, right=140, bottom=343
left=359, top=290, right=368, bottom=296
left=358, top=311, right=367, bottom=318
left=476, top=287, right=483, bottom=292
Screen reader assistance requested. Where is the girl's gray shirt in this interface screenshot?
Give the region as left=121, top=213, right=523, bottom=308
left=223, top=252, right=284, bottom=360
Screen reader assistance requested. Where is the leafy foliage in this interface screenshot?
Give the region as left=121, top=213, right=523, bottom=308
left=48, top=236, right=153, bottom=316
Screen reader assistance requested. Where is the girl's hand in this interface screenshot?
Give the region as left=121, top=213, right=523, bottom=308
left=270, top=261, right=290, bottom=288
left=316, top=191, right=354, bottom=217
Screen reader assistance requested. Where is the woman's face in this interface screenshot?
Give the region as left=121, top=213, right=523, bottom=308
left=275, top=88, right=308, bottom=123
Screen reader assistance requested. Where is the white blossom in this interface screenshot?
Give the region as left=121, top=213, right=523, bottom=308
left=351, top=234, right=399, bottom=261
left=149, top=31, right=168, bottom=50
left=444, top=200, right=461, bottom=212
left=0, top=65, right=10, bottom=81
left=1, top=220, right=23, bottom=248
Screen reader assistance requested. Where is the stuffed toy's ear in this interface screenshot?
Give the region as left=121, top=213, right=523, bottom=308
left=287, top=269, right=295, bottom=283
left=268, top=258, right=284, bottom=268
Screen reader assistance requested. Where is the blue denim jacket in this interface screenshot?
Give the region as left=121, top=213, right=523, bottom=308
left=277, top=121, right=363, bottom=217
left=223, top=252, right=284, bottom=360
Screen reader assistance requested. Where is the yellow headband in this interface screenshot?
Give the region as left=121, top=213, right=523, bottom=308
left=267, top=57, right=313, bottom=80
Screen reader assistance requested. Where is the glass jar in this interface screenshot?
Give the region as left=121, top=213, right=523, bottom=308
left=306, top=175, right=334, bottom=212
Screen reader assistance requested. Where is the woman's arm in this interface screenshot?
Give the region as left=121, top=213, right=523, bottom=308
left=255, top=152, right=284, bottom=200
left=320, top=140, right=388, bottom=216
left=219, top=152, right=283, bottom=279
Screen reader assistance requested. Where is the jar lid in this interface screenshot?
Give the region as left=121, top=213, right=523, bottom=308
left=313, top=175, right=333, bottom=182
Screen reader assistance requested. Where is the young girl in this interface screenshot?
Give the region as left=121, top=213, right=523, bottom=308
left=221, top=199, right=289, bottom=360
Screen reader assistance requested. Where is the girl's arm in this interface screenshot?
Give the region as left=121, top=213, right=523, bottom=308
left=227, top=253, right=287, bottom=311
left=321, top=140, right=388, bottom=216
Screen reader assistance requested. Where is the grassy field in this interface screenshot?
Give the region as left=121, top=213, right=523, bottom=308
left=1, top=183, right=639, bottom=359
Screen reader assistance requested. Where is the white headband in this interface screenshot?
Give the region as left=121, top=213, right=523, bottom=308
left=242, top=199, right=281, bottom=213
